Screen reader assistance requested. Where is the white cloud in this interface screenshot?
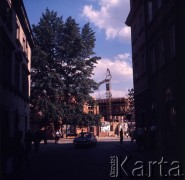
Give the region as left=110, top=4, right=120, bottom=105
left=91, top=53, right=133, bottom=99
left=82, top=0, right=131, bottom=42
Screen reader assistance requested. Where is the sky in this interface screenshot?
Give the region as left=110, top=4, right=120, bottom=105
left=23, top=0, right=133, bottom=99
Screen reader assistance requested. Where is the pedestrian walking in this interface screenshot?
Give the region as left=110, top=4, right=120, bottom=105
left=55, top=130, right=60, bottom=143
left=120, top=129, right=123, bottom=143
left=81, top=129, right=84, bottom=137
left=43, top=128, right=48, bottom=144
left=33, top=129, right=41, bottom=153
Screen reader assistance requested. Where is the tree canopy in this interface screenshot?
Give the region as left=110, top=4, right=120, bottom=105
left=30, top=8, right=101, bottom=128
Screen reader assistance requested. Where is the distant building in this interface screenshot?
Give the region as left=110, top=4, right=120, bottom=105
left=78, top=98, right=100, bottom=135
left=96, top=97, right=129, bottom=137
left=0, top=0, right=34, bottom=177
left=126, top=0, right=185, bottom=158
left=63, top=98, right=100, bottom=137
left=65, top=97, right=129, bottom=137
left=96, top=97, right=128, bottom=122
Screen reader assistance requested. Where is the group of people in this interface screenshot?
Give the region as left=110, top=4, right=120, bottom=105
left=127, top=127, right=143, bottom=148
left=128, top=126, right=157, bottom=151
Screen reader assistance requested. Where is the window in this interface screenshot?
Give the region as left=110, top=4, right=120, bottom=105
left=15, top=58, right=20, bottom=91
left=88, top=106, right=94, bottom=114
left=139, top=13, right=143, bottom=28
left=16, top=23, right=20, bottom=40
left=22, top=64, right=29, bottom=99
left=170, top=26, right=176, bottom=58
left=0, top=1, right=12, bottom=31
left=134, top=61, right=138, bottom=80
left=148, top=1, right=153, bottom=22
left=23, top=38, right=28, bottom=58
left=150, top=47, right=155, bottom=73
left=2, top=44, right=12, bottom=85
left=132, top=24, right=137, bottom=40
left=26, top=40, right=28, bottom=48
left=16, top=22, right=21, bottom=48
left=159, top=38, right=165, bottom=66
left=25, top=116, right=28, bottom=133
left=23, top=38, right=25, bottom=50
left=15, top=60, right=20, bottom=90
left=6, top=4, right=12, bottom=31
left=14, top=111, right=19, bottom=131
left=141, top=54, right=146, bottom=74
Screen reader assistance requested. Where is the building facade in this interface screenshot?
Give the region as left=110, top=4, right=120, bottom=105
left=96, top=97, right=129, bottom=137
left=126, top=0, right=185, bottom=159
left=65, top=97, right=129, bottom=137
left=0, top=0, right=34, bottom=177
left=96, top=97, right=128, bottom=122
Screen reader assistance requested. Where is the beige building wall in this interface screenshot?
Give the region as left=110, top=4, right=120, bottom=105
left=0, top=0, right=34, bottom=138
left=0, top=1, right=34, bottom=178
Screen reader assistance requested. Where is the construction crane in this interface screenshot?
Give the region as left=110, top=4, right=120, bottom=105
left=98, top=68, right=112, bottom=99
left=98, top=68, right=112, bottom=121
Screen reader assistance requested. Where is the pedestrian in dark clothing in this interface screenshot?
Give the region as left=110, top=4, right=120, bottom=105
left=33, top=130, right=41, bottom=153
left=24, top=130, right=32, bottom=153
left=43, top=129, right=48, bottom=144
left=81, top=129, right=84, bottom=138
left=120, top=129, right=123, bottom=143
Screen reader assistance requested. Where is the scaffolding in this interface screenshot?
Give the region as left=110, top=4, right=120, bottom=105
left=96, top=98, right=128, bottom=122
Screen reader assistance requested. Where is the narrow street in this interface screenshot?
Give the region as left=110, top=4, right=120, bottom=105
left=23, top=137, right=174, bottom=180
left=23, top=137, right=140, bottom=180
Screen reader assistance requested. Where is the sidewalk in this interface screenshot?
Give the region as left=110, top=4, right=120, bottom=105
left=115, top=139, right=160, bottom=162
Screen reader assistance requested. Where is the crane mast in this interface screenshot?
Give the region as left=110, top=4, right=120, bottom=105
left=98, top=68, right=112, bottom=121
left=105, top=68, right=112, bottom=99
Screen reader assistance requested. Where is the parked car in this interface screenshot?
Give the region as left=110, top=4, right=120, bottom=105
left=73, top=132, right=97, bottom=147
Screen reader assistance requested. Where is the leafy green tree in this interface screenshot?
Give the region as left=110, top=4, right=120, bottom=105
left=30, top=9, right=101, bottom=128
